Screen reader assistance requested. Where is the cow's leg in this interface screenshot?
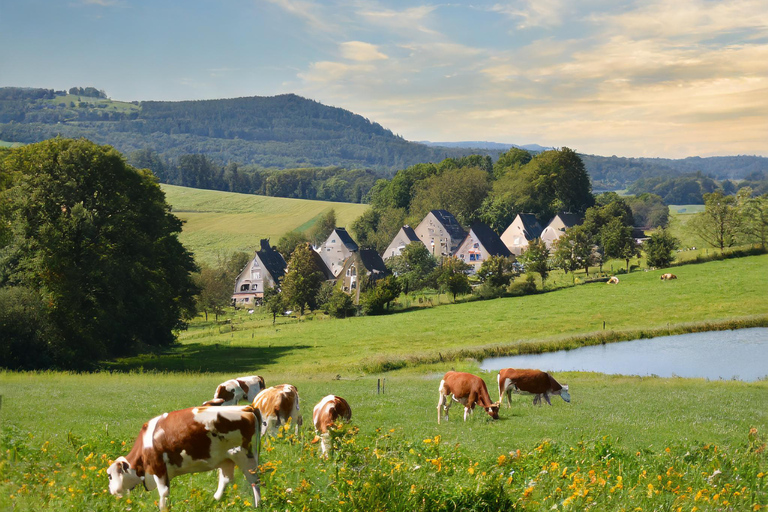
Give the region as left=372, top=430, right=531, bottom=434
left=235, top=450, right=262, bottom=508
left=506, top=388, right=513, bottom=408
left=543, top=392, right=552, bottom=406
left=437, top=392, right=447, bottom=424
left=465, top=391, right=478, bottom=421
left=533, top=394, right=540, bottom=406
left=153, top=475, right=170, bottom=511
left=264, top=415, right=279, bottom=436
left=320, top=433, right=331, bottom=457
left=215, top=460, right=235, bottom=501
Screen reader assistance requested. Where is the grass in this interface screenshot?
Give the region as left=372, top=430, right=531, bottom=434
left=162, top=185, right=369, bottom=265
left=44, top=94, right=140, bottom=114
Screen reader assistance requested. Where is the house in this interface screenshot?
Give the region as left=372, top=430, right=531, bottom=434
left=338, top=249, right=390, bottom=303
left=455, top=223, right=513, bottom=272
left=316, top=227, right=359, bottom=277
left=540, top=213, right=582, bottom=249
left=305, top=244, right=336, bottom=281
left=500, top=214, right=543, bottom=255
left=232, top=239, right=287, bottom=305
left=383, top=225, right=420, bottom=260
left=413, top=210, right=467, bottom=257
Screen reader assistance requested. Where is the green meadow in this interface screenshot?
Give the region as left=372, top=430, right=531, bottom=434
left=162, top=185, right=369, bottom=265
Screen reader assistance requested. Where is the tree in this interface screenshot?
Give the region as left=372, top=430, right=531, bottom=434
left=520, top=238, right=550, bottom=288
left=644, top=227, right=679, bottom=268
left=552, top=225, right=593, bottom=275
left=691, top=191, right=739, bottom=252
left=385, top=242, right=437, bottom=295
left=409, top=167, right=490, bottom=226
left=309, top=208, right=336, bottom=246
left=626, top=193, right=669, bottom=229
left=493, top=148, right=532, bottom=179
left=280, top=244, right=324, bottom=316
left=476, top=255, right=517, bottom=287
left=276, top=230, right=310, bottom=260
left=737, top=187, right=768, bottom=249
left=435, top=257, right=472, bottom=301
left=194, top=264, right=231, bottom=322
left=361, top=275, right=402, bottom=315
left=0, top=139, right=198, bottom=368
left=601, top=218, right=639, bottom=273
left=324, top=288, right=356, bottom=318
left=554, top=147, right=594, bottom=214
left=262, top=284, right=284, bottom=325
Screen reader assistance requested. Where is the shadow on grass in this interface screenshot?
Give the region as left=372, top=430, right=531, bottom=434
left=103, top=343, right=311, bottom=373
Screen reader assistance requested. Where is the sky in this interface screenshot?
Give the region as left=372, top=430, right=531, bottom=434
left=2, top=0, right=767, bottom=158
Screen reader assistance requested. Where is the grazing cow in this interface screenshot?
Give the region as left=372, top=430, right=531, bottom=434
left=203, top=375, right=266, bottom=406
left=107, top=405, right=262, bottom=510
left=251, top=384, right=303, bottom=436
left=312, top=395, right=352, bottom=456
left=497, top=368, right=571, bottom=406
left=660, top=273, right=677, bottom=280
left=607, top=276, right=619, bottom=284
left=437, top=371, right=500, bottom=424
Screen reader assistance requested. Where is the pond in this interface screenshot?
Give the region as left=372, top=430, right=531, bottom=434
left=480, top=328, right=768, bottom=381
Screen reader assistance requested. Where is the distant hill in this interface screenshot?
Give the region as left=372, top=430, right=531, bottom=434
left=0, top=87, right=494, bottom=174
left=421, top=141, right=552, bottom=152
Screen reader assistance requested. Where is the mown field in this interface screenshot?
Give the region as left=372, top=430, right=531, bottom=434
left=162, top=185, right=369, bottom=265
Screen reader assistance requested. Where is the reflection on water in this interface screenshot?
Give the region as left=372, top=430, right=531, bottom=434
left=480, top=328, right=768, bottom=381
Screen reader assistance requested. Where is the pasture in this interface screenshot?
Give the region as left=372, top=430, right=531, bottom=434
left=162, top=185, right=369, bottom=265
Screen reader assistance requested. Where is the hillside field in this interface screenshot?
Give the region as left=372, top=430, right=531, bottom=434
left=162, top=185, right=369, bottom=264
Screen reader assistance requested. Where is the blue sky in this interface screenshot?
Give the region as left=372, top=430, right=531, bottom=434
left=2, top=0, right=767, bottom=158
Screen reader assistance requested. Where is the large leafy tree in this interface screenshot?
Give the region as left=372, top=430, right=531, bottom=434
left=476, top=255, right=517, bottom=287
left=691, top=191, right=739, bottom=252
left=520, top=238, right=550, bottom=288
left=281, top=243, right=324, bottom=316
left=644, top=227, right=679, bottom=268
left=601, top=218, right=639, bottom=273
left=308, top=208, right=336, bottom=246
left=385, top=242, right=437, bottom=295
left=435, top=257, right=472, bottom=301
left=409, top=166, right=490, bottom=226
left=552, top=225, right=594, bottom=275
left=736, top=187, right=768, bottom=249
left=0, top=139, right=198, bottom=368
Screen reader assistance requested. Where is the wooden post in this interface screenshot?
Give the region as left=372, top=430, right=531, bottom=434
left=603, top=321, right=606, bottom=330
left=377, top=379, right=380, bottom=395
left=382, top=378, right=386, bottom=394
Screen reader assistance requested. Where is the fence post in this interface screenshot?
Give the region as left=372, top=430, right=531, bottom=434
left=383, top=378, right=386, bottom=394
left=377, top=379, right=380, bottom=395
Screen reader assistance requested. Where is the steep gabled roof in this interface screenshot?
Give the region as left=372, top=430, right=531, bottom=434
left=401, top=225, right=420, bottom=242
left=430, top=209, right=466, bottom=241
left=332, top=227, right=359, bottom=251
left=518, top=213, right=543, bottom=240
left=553, top=212, right=582, bottom=229
left=306, top=244, right=335, bottom=280
left=358, top=249, right=389, bottom=276
left=469, top=223, right=511, bottom=257
left=256, top=239, right=287, bottom=283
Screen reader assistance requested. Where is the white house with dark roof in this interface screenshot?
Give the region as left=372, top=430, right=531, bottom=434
left=232, top=239, right=287, bottom=305
left=338, top=249, right=390, bottom=303
left=500, top=214, right=543, bottom=255
left=414, top=210, right=466, bottom=257
left=316, top=227, right=359, bottom=277
left=541, top=213, right=582, bottom=249
left=455, top=223, right=513, bottom=272
left=383, top=225, right=420, bottom=260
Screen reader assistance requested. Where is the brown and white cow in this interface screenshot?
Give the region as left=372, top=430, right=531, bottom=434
left=497, top=368, right=571, bottom=407
left=437, top=371, right=500, bottom=424
left=203, top=375, right=266, bottom=406
left=660, top=273, right=677, bottom=280
left=107, top=405, right=262, bottom=510
left=251, top=384, right=303, bottom=436
left=312, top=395, right=352, bottom=456
left=607, top=276, right=619, bottom=284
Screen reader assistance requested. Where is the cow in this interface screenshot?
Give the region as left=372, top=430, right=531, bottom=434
left=107, top=405, right=262, bottom=511
left=660, top=273, right=677, bottom=280
left=312, top=395, right=352, bottom=456
left=251, top=384, right=303, bottom=436
left=607, top=276, right=619, bottom=284
left=203, top=375, right=266, bottom=406
left=437, top=371, right=500, bottom=424
left=497, top=368, right=571, bottom=407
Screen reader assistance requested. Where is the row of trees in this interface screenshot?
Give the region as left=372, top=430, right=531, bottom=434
left=692, top=189, right=768, bottom=251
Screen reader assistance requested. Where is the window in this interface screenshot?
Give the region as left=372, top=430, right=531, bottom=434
left=470, top=254, right=477, bottom=261
left=251, top=284, right=258, bottom=291
left=252, top=261, right=260, bottom=268
left=254, top=272, right=261, bottom=280
left=473, top=243, right=479, bottom=248
left=331, top=239, right=336, bottom=243
left=346, top=269, right=351, bottom=276
left=240, top=284, right=249, bottom=291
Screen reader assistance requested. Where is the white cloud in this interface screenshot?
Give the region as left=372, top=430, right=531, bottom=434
left=339, top=41, right=388, bottom=61
left=490, top=0, right=568, bottom=29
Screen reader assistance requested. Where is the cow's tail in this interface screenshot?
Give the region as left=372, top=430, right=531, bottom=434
left=253, top=407, right=262, bottom=458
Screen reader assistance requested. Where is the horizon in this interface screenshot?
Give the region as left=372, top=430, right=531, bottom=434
left=2, top=0, right=767, bottom=160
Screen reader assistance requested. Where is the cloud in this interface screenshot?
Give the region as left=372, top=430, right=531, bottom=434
left=490, top=0, right=568, bottom=29
left=339, top=41, right=388, bottom=61
left=263, top=0, right=340, bottom=33
left=357, top=5, right=440, bottom=36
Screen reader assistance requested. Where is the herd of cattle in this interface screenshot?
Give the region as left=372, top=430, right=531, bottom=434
left=107, top=369, right=569, bottom=510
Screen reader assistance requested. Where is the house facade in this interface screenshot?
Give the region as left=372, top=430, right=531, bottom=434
left=541, top=213, right=582, bottom=249
left=500, top=214, right=543, bottom=255
left=383, top=225, right=420, bottom=260
left=338, top=249, right=390, bottom=304
left=232, top=239, right=287, bottom=305
left=413, top=210, right=466, bottom=257
left=455, top=223, right=513, bottom=272
left=316, top=227, right=359, bottom=277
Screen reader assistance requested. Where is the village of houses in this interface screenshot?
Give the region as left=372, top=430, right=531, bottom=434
left=231, top=210, right=583, bottom=306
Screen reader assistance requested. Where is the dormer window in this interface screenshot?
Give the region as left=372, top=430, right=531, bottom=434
left=240, top=284, right=249, bottom=291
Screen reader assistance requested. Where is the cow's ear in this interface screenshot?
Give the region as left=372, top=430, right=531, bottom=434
left=119, top=460, right=130, bottom=474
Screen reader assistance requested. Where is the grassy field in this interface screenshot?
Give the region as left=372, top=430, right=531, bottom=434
left=44, top=94, right=140, bottom=114
left=162, top=185, right=369, bottom=265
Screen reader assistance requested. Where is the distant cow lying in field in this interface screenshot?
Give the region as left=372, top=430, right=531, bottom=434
left=497, top=368, right=571, bottom=406
left=251, top=384, right=303, bottom=436
left=312, top=395, right=352, bottom=456
left=203, top=375, right=266, bottom=406
left=437, top=371, right=499, bottom=423
left=607, top=276, right=619, bottom=284
left=660, top=273, right=677, bottom=280
left=107, top=405, right=262, bottom=510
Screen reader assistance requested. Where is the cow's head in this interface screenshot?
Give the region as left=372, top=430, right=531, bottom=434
left=202, top=398, right=226, bottom=406
left=560, top=385, right=571, bottom=403
left=486, top=402, right=500, bottom=420
left=107, top=457, right=142, bottom=497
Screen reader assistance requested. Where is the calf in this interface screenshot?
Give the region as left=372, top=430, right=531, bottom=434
left=607, top=276, right=619, bottom=284
left=203, top=375, right=266, bottom=406
left=107, top=405, right=262, bottom=510
left=437, top=371, right=500, bottom=424
left=498, top=368, right=570, bottom=406
left=251, top=384, right=303, bottom=436
left=312, top=395, right=352, bottom=456
left=660, top=273, right=677, bottom=280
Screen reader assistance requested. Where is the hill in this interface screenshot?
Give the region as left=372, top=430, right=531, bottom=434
left=162, top=184, right=369, bottom=264
left=0, top=87, right=493, bottom=172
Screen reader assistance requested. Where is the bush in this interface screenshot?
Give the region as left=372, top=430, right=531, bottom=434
left=474, top=282, right=504, bottom=299
left=507, top=274, right=538, bottom=296
left=0, top=287, right=60, bottom=369
left=325, top=289, right=356, bottom=318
